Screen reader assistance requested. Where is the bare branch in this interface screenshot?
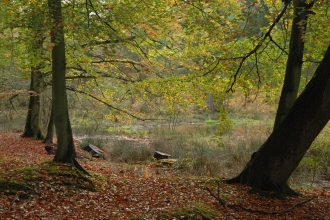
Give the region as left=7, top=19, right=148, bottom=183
left=202, top=56, right=244, bottom=76
left=66, top=86, right=146, bottom=121
left=80, top=36, right=136, bottom=48
left=87, top=0, right=117, bottom=32
left=66, top=65, right=139, bottom=82
left=303, top=59, right=321, bottom=64
left=91, top=57, right=142, bottom=67
left=225, top=1, right=290, bottom=92
left=269, top=35, right=289, bottom=55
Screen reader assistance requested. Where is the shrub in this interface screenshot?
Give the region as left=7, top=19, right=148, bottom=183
left=110, top=139, right=154, bottom=163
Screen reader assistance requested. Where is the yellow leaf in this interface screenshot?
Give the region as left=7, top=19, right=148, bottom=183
left=47, top=43, right=55, bottom=50
left=145, top=166, right=152, bottom=178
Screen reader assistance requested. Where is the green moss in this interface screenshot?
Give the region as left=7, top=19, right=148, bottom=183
left=0, top=180, right=30, bottom=195
left=38, top=161, right=96, bottom=191
left=0, top=160, right=97, bottom=196
left=0, top=166, right=38, bottom=196
left=158, top=202, right=220, bottom=220
left=128, top=203, right=220, bottom=220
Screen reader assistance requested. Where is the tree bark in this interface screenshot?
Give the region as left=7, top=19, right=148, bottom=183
left=48, top=0, right=76, bottom=163
left=21, top=44, right=44, bottom=140
left=48, top=0, right=89, bottom=175
left=273, top=0, right=315, bottom=129
left=227, top=45, right=330, bottom=194
left=43, top=103, right=54, bottom=144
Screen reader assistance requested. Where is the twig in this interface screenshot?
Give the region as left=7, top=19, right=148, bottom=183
left=206, top=186, right=225, bottom=206
left=9, top=94, right=19, bottom=113
left=87, top=0, right=117, bottom=32
left=269, top=35, right=289, bottom=55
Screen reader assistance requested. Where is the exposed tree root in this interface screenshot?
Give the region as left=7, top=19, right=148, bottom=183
left=226, top=174, right=300, bottom=196
left=73, top=158, right=91, bottom=176
left=205, top=182, right=314, bottom=215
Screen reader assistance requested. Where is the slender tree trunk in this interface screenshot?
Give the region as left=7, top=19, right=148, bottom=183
left=48, top=0, right=88, bottom=174
left=273, top=0, right=315, bottom=129
left=47, top=0, right=89, bottom=175
left=43, top=103, right=54, bottom=144
left=21, top=3, right=47, bottom=140
left=21, top=66, right=44, bottom=140
left=227, top=45, right=330, bottom=194
left=48, top=0, right=76, bottom=163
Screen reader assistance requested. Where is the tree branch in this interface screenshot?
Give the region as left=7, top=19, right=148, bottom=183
left=87, top=0, right=117, bottom=32
left=80, top=36, right=136, bottom=48
left=66, top=86, right=146, bottom=121
left=66, top=65, right=139, bottom=82
left=223, top=1, right=290, bottom=92
left=90, top=56, right=143, bottom=70
left=269, top=35, right=289, bottom=55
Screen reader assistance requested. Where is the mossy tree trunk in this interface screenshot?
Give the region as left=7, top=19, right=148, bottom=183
left=227, top=45, right=330, bottom=194
left=273, top=0, right=315, bottom=129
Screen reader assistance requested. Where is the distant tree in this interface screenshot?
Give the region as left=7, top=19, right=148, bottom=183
left=0, top=1, right=49, bottom=139
left=21, top=36, right=46, bottom=139
left=227, top=45, right=330, bottom=194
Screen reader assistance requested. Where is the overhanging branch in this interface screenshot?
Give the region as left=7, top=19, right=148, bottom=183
left=66, top=86, right=146, bottom=121
left=80, top=36, right=136, bottom=48
left=225, top=1, right=290, bottom=92
left=66, top=65, right=139, bottom=82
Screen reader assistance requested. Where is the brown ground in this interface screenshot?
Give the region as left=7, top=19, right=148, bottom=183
left=0, top=132, right=329, bottom=219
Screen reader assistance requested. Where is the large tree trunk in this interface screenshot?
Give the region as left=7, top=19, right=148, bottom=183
left=48, top=0, right=88, bottom=174
left=227, top=45, right=330, bottom=194
left=48, top=0, right=76, bottom=163
left=273, top=0, right=315, bottom=129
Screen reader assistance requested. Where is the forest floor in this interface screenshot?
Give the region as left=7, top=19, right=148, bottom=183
left=0, top=133, right=329, bottom=220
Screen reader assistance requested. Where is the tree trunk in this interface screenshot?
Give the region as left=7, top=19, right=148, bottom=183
left=227, top=45, right=330, bottom=194
left=48, top=0, right=76, bottom=163
left=21, top=46, right=44, bottom=140
left=43, top=103, right=54, bottom=144
left=48, top=0, right=88, bottom=174
left=273, top=0, right=314, bottom=129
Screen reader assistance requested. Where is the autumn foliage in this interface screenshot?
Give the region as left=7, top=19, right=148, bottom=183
left=0, top=133, right=329, bottom=219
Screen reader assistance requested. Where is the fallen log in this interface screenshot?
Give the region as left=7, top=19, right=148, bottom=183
left=153, top=151, right=171, bottom=160
left=81, top=144, right=104, bottom=158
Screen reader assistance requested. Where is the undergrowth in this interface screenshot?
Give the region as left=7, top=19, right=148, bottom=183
left=294, top=124, right=330, bottom=187
left=3, top=92, right=330, bottom=188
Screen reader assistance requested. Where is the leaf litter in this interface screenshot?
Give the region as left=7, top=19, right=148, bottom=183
left=0, top=133, right=329, bottom=219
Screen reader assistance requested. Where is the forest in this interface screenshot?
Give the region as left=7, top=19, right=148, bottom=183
left=0, top=0, right=330, bottom=219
